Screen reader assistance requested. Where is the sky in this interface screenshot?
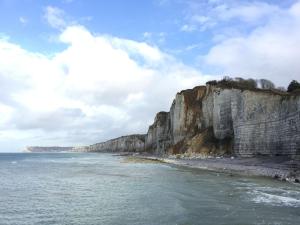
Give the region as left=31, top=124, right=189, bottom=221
left=0, top=0, right=300, bottom=152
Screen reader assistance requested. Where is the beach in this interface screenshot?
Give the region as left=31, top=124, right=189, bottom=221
left=133, top=154, right=300, bottom=182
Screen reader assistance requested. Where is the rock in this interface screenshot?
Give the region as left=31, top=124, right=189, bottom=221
left=295, top=178, right=300, bottom=183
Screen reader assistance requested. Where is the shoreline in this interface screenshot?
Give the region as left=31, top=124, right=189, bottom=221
left=18, top=151, right=300, bottom=183
left=132, top=154, right=300, bottom=183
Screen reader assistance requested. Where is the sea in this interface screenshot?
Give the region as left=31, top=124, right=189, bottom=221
left=0, top=153, right=299, bottom=225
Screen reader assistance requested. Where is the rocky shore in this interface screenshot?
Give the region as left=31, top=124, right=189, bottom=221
left=132, top=154, right=300, bottom=183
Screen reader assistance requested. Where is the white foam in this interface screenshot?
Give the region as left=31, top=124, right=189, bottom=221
left=251, top=190, right=300, bottom=207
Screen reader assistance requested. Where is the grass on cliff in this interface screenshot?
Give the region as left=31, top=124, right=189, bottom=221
left=207, top=77, right=300, bottom=96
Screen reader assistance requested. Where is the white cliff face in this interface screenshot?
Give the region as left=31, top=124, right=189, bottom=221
left=211, top=89, right=237, bottom=139
left=170, top=94, right=187, bottom=144
left=88, top=135, right=145, bottom=152
left=145, top=112, right=171, bottom=155
left=169, top=86, right=206, bottom=144
left=201, top=86, right=300, bottom=156
left=147, top=85, right=300, bottom=157
left=231, top=91, right=300, bottom=156
left=77, top=82, right=300, bottom=157
left=71, top=146, right=90, bottom=152
left=25, top=146, right=74, bottom=152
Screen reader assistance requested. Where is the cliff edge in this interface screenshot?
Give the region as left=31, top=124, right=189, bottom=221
left=72, top=79, right=300, bottom=158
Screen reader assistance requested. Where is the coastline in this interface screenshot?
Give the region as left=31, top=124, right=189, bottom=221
left=132, top=154, right=300, bottom=183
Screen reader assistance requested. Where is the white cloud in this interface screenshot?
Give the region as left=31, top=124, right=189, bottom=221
left=142, top=32, right=166, bottom=45
left=44, top=6, right=67, bottom=29
left=19, top=17, right=27, bottom=24
left=216, top=2, right=280, bottom=23
left=203, top=1, right=300, bottom=86
left=181, top=1, right=282, bottom=32
left=0, top=25, right=214, bottom=151
left=143, top=32, right=152, bottom=38
left=180, top=24, right=197, bottom=32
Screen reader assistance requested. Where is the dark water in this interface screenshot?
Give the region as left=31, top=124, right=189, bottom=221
left=0, top=153, right=299, bottom=225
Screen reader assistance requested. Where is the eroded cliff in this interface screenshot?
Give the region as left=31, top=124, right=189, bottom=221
left=82, top=81, right=300, bottom=157
left=87, top=134, right=146, bottom=152
left=145, top=111, right=171, bottom=155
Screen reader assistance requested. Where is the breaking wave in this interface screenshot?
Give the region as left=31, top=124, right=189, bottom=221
left=252, top=191, right=300, bottom=207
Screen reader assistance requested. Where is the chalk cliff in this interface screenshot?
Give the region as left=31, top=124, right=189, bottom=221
left=25, top=146, right=74, bottom=153
left=145, top=111, right=171, bottom=155
left=87, top=134, right=146, bottom=152
left=78, top=80, right=300, bottom=157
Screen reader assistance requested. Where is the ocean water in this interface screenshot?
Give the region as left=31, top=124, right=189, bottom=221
left=0, top=153, right=299, bottom=225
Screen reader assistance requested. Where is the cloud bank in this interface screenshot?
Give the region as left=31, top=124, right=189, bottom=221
left=0, top=25, right=213, bottom=151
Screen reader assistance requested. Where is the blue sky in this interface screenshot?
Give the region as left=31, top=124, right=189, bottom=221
left=0, top=0, right=300, bottom=151
left=0, top=1, right=184, bottom=54
left=0, top=0, right=213, bottom=68
left=1, top=0, right=295, bottom=65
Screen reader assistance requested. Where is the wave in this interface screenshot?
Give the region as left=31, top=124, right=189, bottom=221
left=250, top=190, right=300, bottom=207
left=234, top=180, right=300, bottom=207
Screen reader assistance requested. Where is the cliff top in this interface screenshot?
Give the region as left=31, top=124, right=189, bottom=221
left=206, top=79, right=300, bottom=97
left=178, top=85, right=206, bottom=95
left=156, top=111, right=169, bottom=115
